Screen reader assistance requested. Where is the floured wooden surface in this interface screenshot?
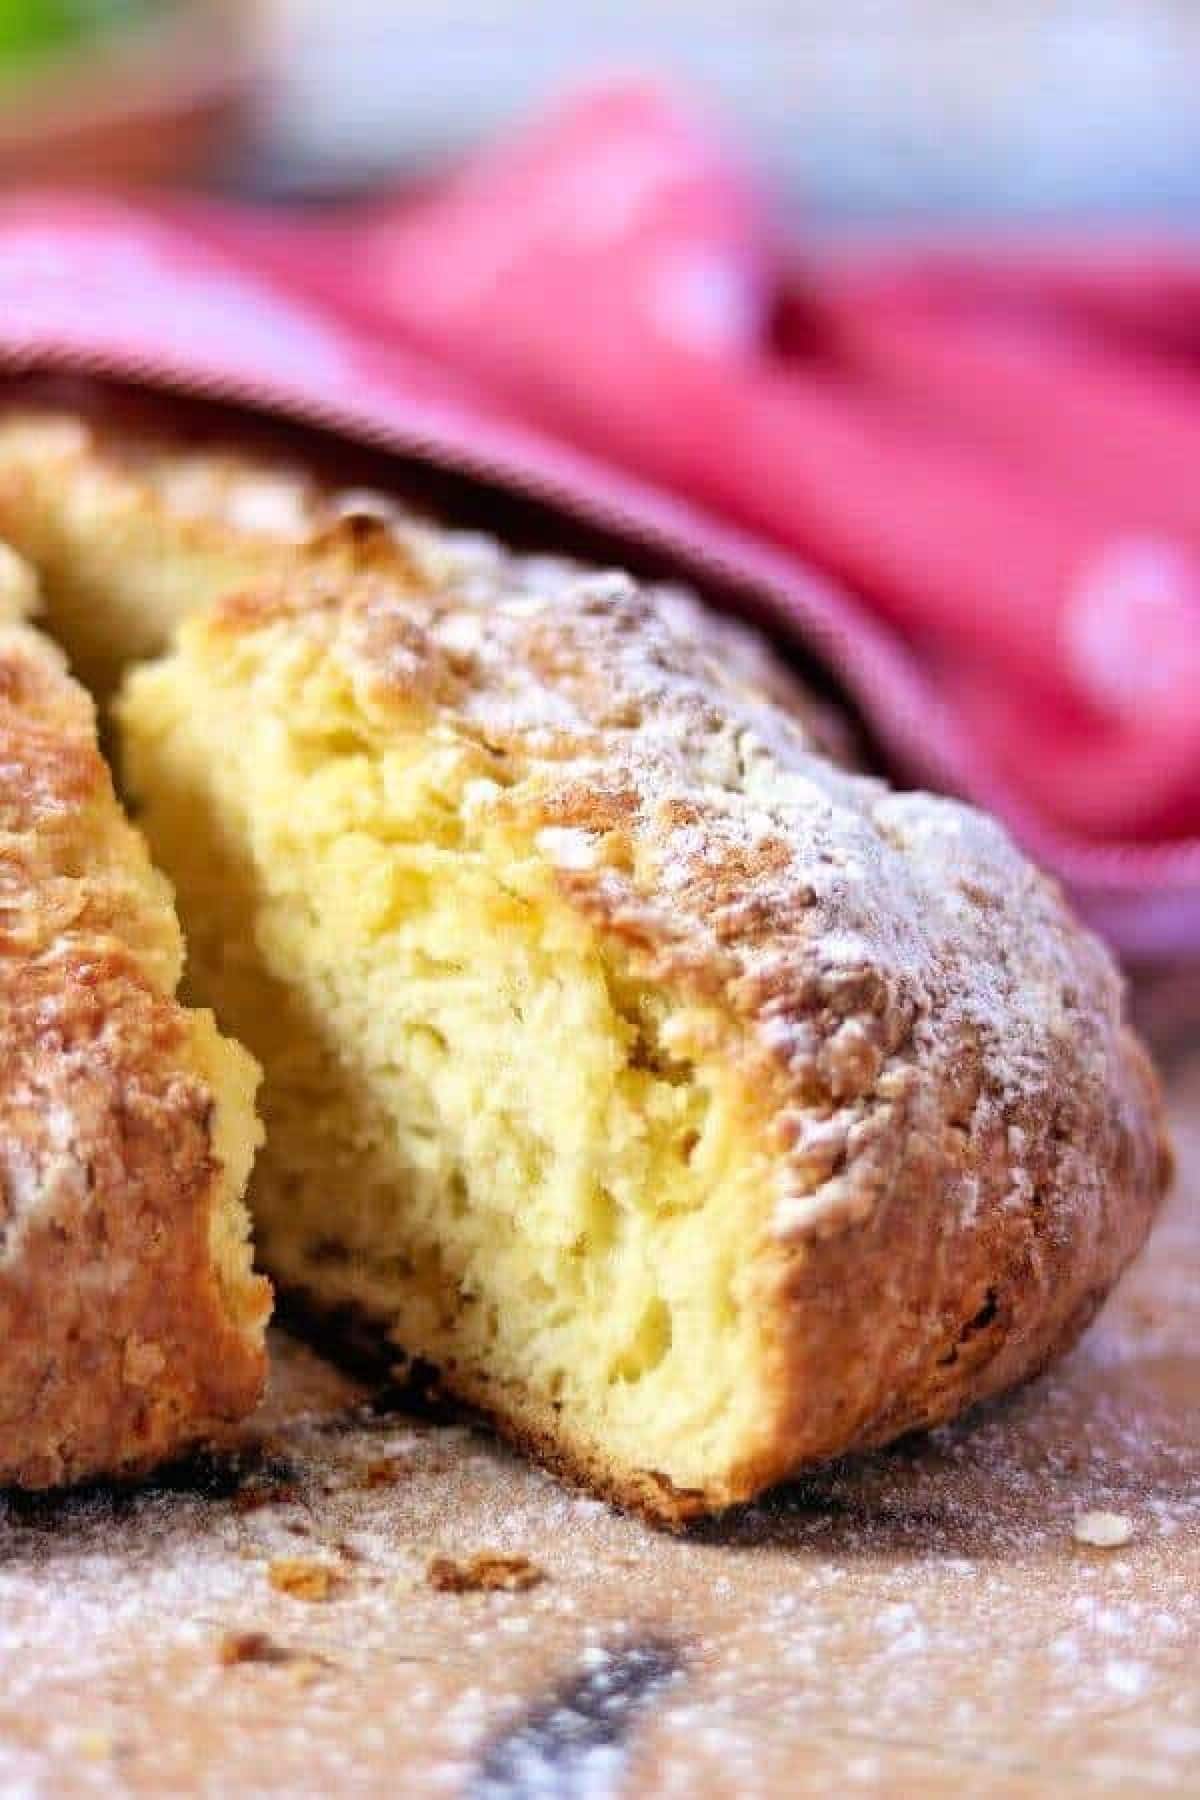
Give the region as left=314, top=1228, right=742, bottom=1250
left=1, top=1041, right=1197, bottom=1797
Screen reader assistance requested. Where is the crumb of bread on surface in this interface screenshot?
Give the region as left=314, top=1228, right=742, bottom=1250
left=220, top=1632, right=331, bottom=1685
left=1073, top=1510, right=1135, bottom=1549
left=220, top=1630, right=297, bottom=1666
left=426, top=1552, right=545, bottom=1593
left=75, top=1730, right=113, bottom=1761
left=268, top=1557, right=344, bottom=1602
left=284, top=1658, right=329, bottom=1688
left=361, top=1457, right=405, bottom=1489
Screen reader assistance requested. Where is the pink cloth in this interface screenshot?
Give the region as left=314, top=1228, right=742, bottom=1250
left=2, top=82, right=1200, bottom=951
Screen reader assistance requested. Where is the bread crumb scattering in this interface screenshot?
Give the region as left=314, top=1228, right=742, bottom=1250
left=268, top=1557, right=344, bottom=1602
left=219, top=1630, right=297, bottom=1667
left=75, top=1730, right=113, bottom=1761
left=427, top=1552, right=545, bottom=1593
left=361, top=1458, right=404, bottom=1489
left=285, top=1657, right=329, bottom=1689
left=1073, top=1510, right=1135, bottom=1549
left=219, top=1631, right=331, bottom=1685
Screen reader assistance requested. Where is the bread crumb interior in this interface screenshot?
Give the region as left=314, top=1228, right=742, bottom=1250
left=119, top=618, right=779, bottom=1493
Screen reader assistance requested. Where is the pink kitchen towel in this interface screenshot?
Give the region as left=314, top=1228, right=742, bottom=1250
left=1, top=81, right=1200, bottom=953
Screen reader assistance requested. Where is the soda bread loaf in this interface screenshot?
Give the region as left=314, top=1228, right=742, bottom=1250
left=0, top=407, right=1170, bottom=1519
left=0, top=547, right=267, bottom=1488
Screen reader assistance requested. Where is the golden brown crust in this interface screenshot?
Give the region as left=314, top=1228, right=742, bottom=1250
left=195, top=514, right=1169, bottom=1520
left=0, top=618, right=269, bottom=1488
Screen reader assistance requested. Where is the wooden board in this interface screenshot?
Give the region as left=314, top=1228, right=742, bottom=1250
left=1, top=1026, right=1196, bottom=1797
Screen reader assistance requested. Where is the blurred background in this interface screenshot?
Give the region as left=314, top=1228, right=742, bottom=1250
left=5, top=0, right=1200, bottom=966
left=3, top=0, right=1200, bottom=220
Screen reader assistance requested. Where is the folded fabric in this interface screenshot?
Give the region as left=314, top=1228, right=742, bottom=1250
left=1, top=81, right=1199, bottom=952
left=281, top=84, right=1200, bottom=845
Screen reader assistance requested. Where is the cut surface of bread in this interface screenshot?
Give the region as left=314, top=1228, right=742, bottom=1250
left=0, top=549, right=268, bottom=1488
left=0, top=410, right=322, bottom=699
left=113, top=508, right=1169, bottom=1521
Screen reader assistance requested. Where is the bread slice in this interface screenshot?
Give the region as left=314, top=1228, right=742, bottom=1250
left=112, top=509, right=1169, bottom=1522
left=0, top=410, right=323, bottom=699
left=0, top=549, right=268, bottom=1488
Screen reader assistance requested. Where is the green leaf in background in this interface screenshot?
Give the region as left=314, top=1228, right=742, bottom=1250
left=0, top=0, right=160, bottom=72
